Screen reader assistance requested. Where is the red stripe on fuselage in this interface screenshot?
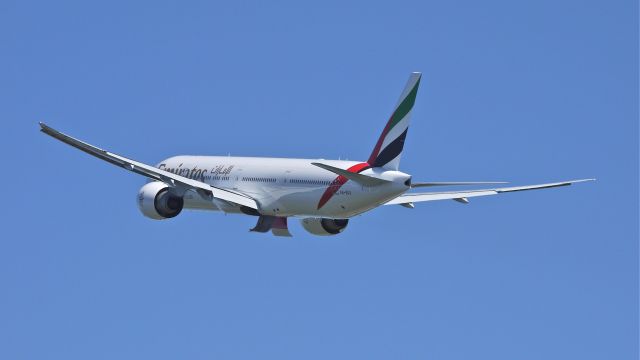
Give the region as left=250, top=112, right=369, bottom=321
left=368, top=114, right=394, bottom=165
left=317, top=162, right=371, bottom=210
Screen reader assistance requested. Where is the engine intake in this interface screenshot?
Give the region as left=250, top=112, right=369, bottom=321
left=301, top=218, right=349, bottom=236
left=137, top=182, right=184, bottom=220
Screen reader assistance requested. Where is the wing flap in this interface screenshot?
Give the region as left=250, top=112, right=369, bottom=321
left=40, top=123, right=258, bottom=210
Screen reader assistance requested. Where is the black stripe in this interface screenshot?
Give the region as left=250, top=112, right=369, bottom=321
left=372, top=129, right=408, bottom=168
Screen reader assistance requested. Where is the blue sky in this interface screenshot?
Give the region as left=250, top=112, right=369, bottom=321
left=1, top=0, right=637, bottom=359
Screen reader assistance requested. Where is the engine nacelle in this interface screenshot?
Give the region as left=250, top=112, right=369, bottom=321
left=137, top=182, right=184, bottom=220
left=300, top=218, right=349, bottom=236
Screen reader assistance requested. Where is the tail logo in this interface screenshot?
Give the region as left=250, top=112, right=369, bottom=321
left=368, top=72, right=421, bottom=170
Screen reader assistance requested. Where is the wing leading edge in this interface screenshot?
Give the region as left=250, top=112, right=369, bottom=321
left=385, top=179, right=595, bottom=205
left=39, top=123, right=258, bottom=210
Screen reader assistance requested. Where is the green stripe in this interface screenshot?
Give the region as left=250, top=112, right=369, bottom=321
left=387, top=77, right=421, bottom=132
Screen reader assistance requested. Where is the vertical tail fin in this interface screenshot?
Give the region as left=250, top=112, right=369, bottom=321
left=368, top=72, right=421, bottom=170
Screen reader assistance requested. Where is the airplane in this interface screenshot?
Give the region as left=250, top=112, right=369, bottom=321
left=39, top=72, right=594, bottom=237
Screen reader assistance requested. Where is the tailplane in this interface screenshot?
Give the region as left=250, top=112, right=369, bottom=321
left=368, top=72, right=421, bottom=170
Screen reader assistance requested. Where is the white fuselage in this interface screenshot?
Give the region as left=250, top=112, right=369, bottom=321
left=39, top=70, right=593, bottom=236
left=157, top=156, right=411, bottom=218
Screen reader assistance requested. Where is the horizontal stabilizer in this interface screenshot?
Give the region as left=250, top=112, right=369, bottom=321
left=311, top=162, right=390, bottom=186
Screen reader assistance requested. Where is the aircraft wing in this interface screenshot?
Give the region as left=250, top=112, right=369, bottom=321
left=39, top=122, right=258, bottom=210
left=385, top=179, right=595, bottom=205
left=410, top=181, right=507, bottom=188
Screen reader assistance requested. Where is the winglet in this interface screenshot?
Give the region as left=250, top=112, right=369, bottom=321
left=39, top=122, right=55, bottom=134
left=39, top=122, right=58, bottom=135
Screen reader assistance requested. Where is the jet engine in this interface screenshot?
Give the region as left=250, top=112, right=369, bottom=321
left=300, top=218, right=349, bottom=236
left=137, top=182, right=184, bottom=220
